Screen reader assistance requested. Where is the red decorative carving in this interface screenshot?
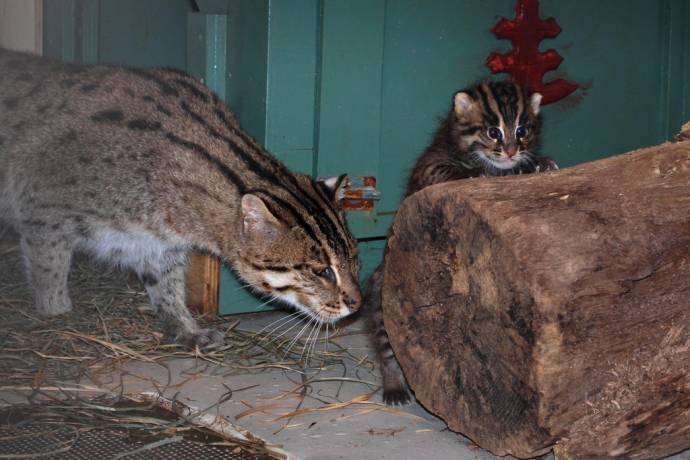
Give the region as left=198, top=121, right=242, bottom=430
left=486, top=0, right=579, bottom=105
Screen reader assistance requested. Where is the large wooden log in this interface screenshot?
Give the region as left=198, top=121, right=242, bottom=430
left=381, top=140, right=690, bottom=459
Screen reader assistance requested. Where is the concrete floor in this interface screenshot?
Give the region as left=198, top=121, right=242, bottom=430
left=95, top=312, right=515, bottom=460
left=106, top=312, right=690, bottom=460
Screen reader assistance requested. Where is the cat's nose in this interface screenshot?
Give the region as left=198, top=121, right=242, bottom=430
left=345, top=293, right=361, bottom=313
left=505, top=144, right=518, bottom=158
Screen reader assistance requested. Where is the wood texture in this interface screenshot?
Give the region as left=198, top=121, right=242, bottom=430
left=381, top=139, right=690, bottom=459
left=186, top=252, right=220, bottom=316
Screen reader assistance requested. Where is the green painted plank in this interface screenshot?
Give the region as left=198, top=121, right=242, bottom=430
left=684, top=1, right=690, bottom=127
left=314, top=0, right=387, bottom=238
left=263, top=0, right=320, bottom=174
left=80, top=0, right=100, bottom=64
left=45, top=0, right=191, bottom=67
left=357, top=239, right=386, bottom=283
left=226, top=0, right=269, bottom=141
left=660, top=0, right=690, bottom=138
left=540, top=0, right=670, bottom=159
left=187, top=13, right=228, bottom=101
left=43, top=0, right=76, bottom=61
left=98, top=0, right=190, bottom=68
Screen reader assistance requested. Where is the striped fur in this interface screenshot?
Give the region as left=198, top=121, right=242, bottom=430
left=0, top=49, right=360, bottom=349
left=366, top=81, right=557, bottom=404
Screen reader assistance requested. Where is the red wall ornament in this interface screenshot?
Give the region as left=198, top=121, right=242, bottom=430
left=486, top=0, right=579, bottom=105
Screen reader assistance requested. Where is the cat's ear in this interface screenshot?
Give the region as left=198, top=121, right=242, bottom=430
left=453, top=92, right=475, bottom=116
left=317, top=174, right=347, bottom=203
left=241, top=194, right=283, bottom=240
left=530, top=92, right=543, bottom=115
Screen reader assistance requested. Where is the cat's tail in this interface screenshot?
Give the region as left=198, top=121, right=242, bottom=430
left=363, top=262, right=412, bottom=405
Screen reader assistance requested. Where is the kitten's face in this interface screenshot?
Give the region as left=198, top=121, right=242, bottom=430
left=453, top=82, right=541, bottom=173
left=235, top=180, right=361, bottom=324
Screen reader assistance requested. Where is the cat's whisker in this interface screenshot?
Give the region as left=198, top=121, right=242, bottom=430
left=256, top=309, right=301, bottom=333
left=262, top=312, right=309, bottom=345
left=254, top=294, right=280, bottom=311
left=282, top=316, right=314, bottom=359
left=256, top=311, right=304, bottom=341
left=300, top=320, right=319, bottom=363
left=306, top=322, right=322, bottom=367
left=310, top=319, right=323, bottom=350
left=325, top=322, right=330, bottom=353
left=230, top=281, right=262, bottom=293
left=296, top=315, right=318, bottom=353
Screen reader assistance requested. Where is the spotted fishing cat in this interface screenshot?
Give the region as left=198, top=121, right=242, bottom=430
left=366, top=81, right=557, bottom=404
left=0, top=49, right=361, bottom=348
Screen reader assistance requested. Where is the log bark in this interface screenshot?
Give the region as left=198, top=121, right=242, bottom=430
left=381, top=140, right=690, bottom=459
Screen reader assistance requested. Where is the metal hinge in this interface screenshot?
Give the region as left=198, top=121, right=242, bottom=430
left=337, top=176, right=381, bottom=211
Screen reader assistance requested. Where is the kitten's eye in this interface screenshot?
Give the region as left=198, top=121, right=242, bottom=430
left=487, top=127, right=502, bottom=140
left=516, top=126, right=528, bottom=139
left=317, top=267, right=336, bottom=283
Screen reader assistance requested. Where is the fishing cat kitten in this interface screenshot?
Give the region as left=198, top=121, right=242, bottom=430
left=366, top=81, right=558, bottom=404
left=0, top=49, right=361, bottom=348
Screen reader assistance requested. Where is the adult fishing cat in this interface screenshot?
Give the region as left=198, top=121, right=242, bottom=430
left=366, top=81, right=558, bottom=404
left=0, top=49, right=361, bottom=348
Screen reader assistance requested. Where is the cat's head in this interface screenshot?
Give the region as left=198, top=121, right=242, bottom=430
left=451, top=81, right=541, bottom=173
left=234, top=174, right=361, bottom=324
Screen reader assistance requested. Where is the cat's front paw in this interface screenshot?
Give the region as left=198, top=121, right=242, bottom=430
left=383, top=387, right=412, bottom=406
left=172, top=328, right=226, bottom=351
left=535, top=157, right=559, bottom=172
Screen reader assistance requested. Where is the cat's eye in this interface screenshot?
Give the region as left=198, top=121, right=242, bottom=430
left=487, top=127, right=502, bottom=140
left=317, top=267, right=336, bottom=283
left=516, top=126, right=528, bottom=139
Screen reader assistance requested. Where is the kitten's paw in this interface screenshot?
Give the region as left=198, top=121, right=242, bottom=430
left=383, top=387, right=412, bottom=406
left=172, top=328, right=226, bottom=351
left=536, top=158, right=559, bottom=172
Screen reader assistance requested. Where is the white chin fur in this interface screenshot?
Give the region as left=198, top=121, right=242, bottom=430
left=476, top=151, right=518, bottom=170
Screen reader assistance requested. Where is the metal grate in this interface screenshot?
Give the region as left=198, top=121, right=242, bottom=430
left=0, top=424, right=266, bottom=460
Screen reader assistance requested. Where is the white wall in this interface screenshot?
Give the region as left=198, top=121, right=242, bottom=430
left=0, top=0, right=42, bottom=54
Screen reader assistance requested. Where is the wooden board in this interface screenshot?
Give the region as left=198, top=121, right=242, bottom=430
left=186, top=252, right=220, bottom=316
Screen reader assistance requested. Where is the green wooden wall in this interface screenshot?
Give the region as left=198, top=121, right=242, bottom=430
left=43, top=0, right=690, bottom=314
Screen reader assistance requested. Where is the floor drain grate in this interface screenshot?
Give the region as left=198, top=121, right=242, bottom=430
left=0, top=424, right=264, bottom=459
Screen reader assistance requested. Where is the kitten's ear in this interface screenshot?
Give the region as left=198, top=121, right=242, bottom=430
left=317, top=174, right=347, bottom=203
left=530, top=93, right=543, bottom=115
left=241, top=194, right=283, bottom=240
left=453, top=92, right=475, bottom=116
